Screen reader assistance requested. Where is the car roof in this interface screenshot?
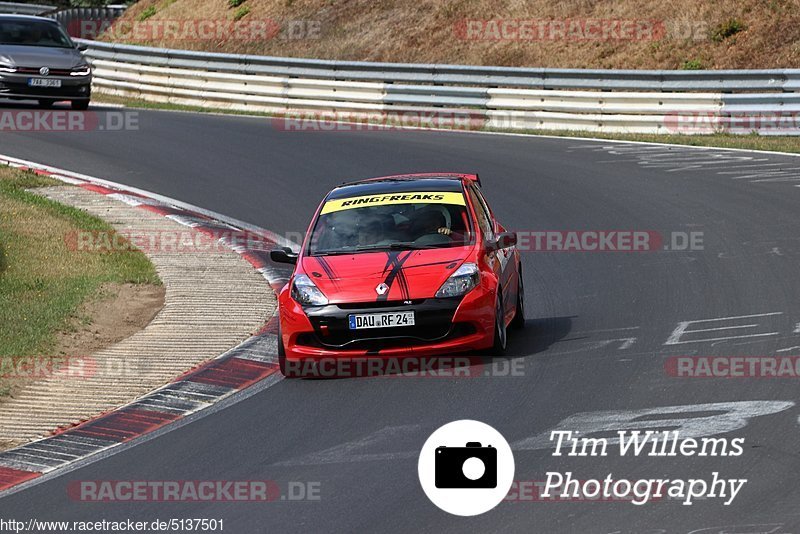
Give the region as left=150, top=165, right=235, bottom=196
left=0, top=15, right=59, bottom=23
left=327, top=173, right=480, bottom=199
left=329, top=174, right=475, bottom=200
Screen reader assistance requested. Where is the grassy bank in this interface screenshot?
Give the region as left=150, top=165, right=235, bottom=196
left=0, top=167, right=160, bottom=395
left=104, top=0, right=800, bottom=70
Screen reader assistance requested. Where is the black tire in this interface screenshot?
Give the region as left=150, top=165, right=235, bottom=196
left=37, top=99, right=54, bottom=108
left=277, top=325, right=294, bottom=378
left=510, top=264, right=525, bottom=330
left=71, top=99, right=90, bottom=110
left=491, top=292, right=507, bottom=356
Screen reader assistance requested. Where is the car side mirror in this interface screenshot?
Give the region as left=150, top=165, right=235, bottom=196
left=486, top=232, right=517, bottom=251
left=76, top=44, right=88, bottom=52
left=270, top=247, right=298, bottom=265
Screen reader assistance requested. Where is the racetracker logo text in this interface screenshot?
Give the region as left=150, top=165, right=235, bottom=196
left=0, top=111, right=138, bottom=132
left=68, top=19, right=321, bottom=41
left=67, top=480, right=321, bottom=502
left=665, top=112, right=800, bottom=134
left=666, top=356, right=800, bottom=378
left=271, top=111, right=487, bottom=132
left=514, top=231, right=703, bottom=252
left=283, top=357, right=524, bottom=378
left=454, top=19, right=666, bottom=41
left=64, top=229, right=275, bottom=254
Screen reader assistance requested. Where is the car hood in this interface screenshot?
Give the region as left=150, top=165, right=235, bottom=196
left=301, top=247, right=473, bottom=303
left=0, top=45, right=84, bottom=69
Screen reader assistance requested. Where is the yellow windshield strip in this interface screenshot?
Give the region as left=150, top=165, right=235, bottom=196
left=321, top=191, right=465, bottom=214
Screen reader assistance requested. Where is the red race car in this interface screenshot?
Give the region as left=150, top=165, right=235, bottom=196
left=270, top=173, right=524, bottom=377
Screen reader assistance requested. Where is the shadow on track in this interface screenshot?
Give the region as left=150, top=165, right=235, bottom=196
left=288, top=315, right=574, bottom=380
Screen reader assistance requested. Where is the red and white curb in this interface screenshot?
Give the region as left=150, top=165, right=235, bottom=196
left=0, top=154, right=294, bottom=494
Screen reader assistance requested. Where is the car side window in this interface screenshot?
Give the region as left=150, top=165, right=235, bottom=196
left=467, top=186, right=493, bottom=241
left=473, top=187, right=496, bottom=232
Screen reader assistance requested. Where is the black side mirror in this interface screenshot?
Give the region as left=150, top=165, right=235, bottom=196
left=486, top=232, right=517, bottom=251
left=497, top=232, right=517, bottom=249
left=270, top=247, right=298, bottom=265
left=76, top=44, right=88, bottom=52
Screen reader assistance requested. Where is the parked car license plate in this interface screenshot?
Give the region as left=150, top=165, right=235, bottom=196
left=28, top=78, right=61, bottom=88
left=348, top=311, right=415, bottom=329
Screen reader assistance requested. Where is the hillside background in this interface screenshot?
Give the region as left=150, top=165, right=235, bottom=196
left=100, top=0, right=800, bottom=69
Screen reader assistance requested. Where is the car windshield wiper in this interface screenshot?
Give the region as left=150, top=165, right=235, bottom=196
left=387, top=242, right=438, bottom=250
left=311, top=249, right=361, bottom=256
left=354, top=243, right=439, bottom=252
left=312, top=243, right=438, bottom=255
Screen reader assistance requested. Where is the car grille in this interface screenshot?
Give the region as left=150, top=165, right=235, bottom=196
left=301, top=298, right=472, bottom=349
left=297, top=323, right=476, bottom=351
left=0, top=82, right=89, bottom=97
left=15, top=67, right=72, bottom=76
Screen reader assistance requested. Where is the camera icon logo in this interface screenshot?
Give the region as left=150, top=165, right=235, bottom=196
left=435, top=442, right=497, bottom=489
left=418, top=420, right=514, bottom=516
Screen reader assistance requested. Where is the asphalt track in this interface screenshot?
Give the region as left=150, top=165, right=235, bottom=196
left=2, top=103, right=800, bottom=533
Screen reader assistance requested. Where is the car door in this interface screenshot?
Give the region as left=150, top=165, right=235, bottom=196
left=467, top=185, right=514, bottom=318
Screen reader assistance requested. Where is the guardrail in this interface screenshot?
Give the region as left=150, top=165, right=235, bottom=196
left=0, top=2, right=54, bottom=15
left=79, top=39, right=800, bottom=135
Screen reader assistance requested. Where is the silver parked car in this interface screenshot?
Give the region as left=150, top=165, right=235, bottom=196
left=0, top=15, right=91, bottom=110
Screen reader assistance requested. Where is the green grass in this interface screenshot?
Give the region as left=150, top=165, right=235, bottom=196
left=711, top=18, right=746, bottom=42
left=681, top=58, right=704, bottom=70
left=0, top=167, right=160, bottom=394
left=138, top=5, right=157, bottom=21
left=228, top=0, right=246, bottom=8
left=93, top=93, right=800, bottom=155
left=233, top=5, right=250, bottom=21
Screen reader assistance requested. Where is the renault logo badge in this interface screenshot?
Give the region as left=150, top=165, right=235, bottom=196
left=375, top=283, right=389, bottom=295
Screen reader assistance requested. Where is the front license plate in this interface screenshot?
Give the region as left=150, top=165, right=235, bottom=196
left=28, top=78, right=61, bottom=88
left=348, top=311, right=415, bottom=329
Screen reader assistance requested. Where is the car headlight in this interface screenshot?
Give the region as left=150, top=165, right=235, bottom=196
left=0, top=64, right=17, bottom=73
left=292, top=274, right=328, bottom=306
left=435, top=262, right=480, bottom=298
left=70, top=64, right=91, bottom=76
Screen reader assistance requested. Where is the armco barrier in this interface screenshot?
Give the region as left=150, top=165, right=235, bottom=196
left=0, top=2, right=53, bottom=15
left=78, top=39, right=800, bottom=135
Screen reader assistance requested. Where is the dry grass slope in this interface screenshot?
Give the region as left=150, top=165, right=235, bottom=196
left=103, top=0, right=800, bottom=69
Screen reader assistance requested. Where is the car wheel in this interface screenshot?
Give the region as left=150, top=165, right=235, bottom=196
left=71, top=100, right=90, bottom=110
left=37, top=99, right=54, bottom=108
left=277, top=325, right=290, bottom=375
left=510, top=264, right=525, bottom=330
left=277, top=325, right=301, bottom=378
left=491, top=292, right=507, bottom=356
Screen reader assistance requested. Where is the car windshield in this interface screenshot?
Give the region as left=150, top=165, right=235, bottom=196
left=0, top=20, right=74, bottom=48
left=308, top=191, right=475, bottom=255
